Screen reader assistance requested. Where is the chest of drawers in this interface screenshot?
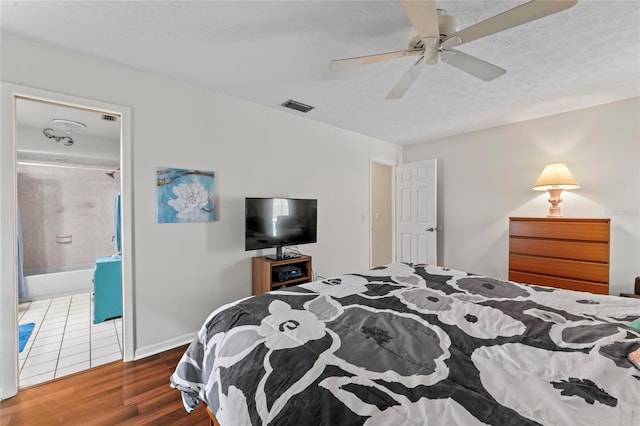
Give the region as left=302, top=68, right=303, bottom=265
left=508, top=217, right=610, bottom=294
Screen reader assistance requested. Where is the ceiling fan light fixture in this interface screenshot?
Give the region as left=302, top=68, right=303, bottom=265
left=52, top=118, right=86, bottom=134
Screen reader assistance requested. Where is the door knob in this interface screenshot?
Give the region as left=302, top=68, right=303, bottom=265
left=426, top=227, right=437, bottom=232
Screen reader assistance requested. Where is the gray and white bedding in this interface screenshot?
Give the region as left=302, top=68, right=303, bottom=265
left=171, top=263, right=640, bottom=425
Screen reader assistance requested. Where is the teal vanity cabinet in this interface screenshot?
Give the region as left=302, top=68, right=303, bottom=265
left=93, top=255, right=122, bottom=323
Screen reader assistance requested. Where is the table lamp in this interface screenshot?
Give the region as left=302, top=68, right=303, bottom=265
left=532, top=162, right=579, bottom=217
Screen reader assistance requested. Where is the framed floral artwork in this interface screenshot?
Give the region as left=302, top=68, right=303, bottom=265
left=156, top=167, right=215, bottom=223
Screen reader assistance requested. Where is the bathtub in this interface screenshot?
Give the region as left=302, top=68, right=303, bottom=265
left=22, top=263, right=94, bottom=301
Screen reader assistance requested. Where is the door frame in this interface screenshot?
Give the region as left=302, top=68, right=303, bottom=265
left=369, top=157, right=397, bottom=268
left=0, top=82, right=134, bottom=399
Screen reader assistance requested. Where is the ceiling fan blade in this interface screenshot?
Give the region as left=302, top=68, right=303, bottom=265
left=441, top=49, right=506, bottom=81
left=386, top=57, right=424, bottom=100
left=400, top=0, right=439, bottom=40
left=441, top=0, right=578, bottom=48
left=329, top=49, right=422, bottom=71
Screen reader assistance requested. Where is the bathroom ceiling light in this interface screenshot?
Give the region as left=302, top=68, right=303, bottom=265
left=52, top=118, right=86, bottom=134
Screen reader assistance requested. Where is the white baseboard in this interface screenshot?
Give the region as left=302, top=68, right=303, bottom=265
left=133, top=332, right=197, bottom=361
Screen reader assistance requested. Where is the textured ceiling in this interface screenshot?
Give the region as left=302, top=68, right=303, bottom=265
left=2, top=1, right=639, bottom=146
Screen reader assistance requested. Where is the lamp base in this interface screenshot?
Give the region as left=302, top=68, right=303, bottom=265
left=547, top=207, right=562, bottom=217
left=546, top=188, right=564, bottom=217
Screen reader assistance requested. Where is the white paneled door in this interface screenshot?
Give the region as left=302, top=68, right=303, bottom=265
left=395, top=159, right=437, bottom=264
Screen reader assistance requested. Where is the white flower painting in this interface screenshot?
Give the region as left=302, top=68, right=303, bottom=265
left=156, top=167, right=215, bottom=223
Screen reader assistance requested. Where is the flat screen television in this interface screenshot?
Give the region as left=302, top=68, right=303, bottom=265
left=245, top=197, right=317, bottom=259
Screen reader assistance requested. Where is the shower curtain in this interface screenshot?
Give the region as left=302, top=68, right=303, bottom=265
left=114, top=192, right=121, bottom=254
left=17, top=205, right=25, bottom=299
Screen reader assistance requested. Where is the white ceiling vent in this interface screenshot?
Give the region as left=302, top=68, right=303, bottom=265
left=281, top=99, right=314, bottom=113
left=101, top=114, right=118, bottom=122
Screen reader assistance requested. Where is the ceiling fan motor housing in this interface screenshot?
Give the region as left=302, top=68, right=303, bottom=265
left=437, top=10, right=459, bottom=38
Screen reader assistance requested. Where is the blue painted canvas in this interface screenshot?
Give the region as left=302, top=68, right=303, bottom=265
left=156, top=167, right=215, bottom=223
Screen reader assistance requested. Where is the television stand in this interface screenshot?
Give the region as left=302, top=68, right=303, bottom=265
left=252, top=255, right=312, bottom=295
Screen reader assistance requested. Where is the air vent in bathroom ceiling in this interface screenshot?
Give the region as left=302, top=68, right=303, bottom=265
left=101, top=114, right=118, bottom=122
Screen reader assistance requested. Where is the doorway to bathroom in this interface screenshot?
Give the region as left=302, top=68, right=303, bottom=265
left=8, top=91, right=130, bottom=391
left=16, top=97, right=122, bottom=387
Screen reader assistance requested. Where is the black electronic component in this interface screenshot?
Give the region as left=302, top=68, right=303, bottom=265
left=272, top=265, right=303, bottom=282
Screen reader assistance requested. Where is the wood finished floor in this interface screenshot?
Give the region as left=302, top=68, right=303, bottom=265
left=0, top=345, right=209, bottom=425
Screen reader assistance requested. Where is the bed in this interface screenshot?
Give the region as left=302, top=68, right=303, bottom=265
left=171, top=263, right=640, bottom=425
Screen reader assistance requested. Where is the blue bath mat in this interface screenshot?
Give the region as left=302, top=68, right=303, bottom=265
left=18, top=322, right=35, bottom=353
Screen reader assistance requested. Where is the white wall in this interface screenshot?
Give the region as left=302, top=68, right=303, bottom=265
left=404, top=97, right=640, bottom=296
left=0, top=31, right=401, bottom=393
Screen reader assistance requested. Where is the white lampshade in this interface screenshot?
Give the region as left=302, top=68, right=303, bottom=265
left=532, top=162, right=579, bottom=191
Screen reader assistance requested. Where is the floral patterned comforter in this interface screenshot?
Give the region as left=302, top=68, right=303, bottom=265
left=170, top=263, right=640, bottom=425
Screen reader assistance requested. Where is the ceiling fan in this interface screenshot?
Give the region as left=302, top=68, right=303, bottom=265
left=329, top=0, right=578, bottom=99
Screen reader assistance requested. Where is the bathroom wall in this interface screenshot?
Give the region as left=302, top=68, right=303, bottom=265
left=17, top=163, right=120, bottom=275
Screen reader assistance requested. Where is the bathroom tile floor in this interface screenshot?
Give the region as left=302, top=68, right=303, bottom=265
left=17, top=292, right=123, bottom=388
